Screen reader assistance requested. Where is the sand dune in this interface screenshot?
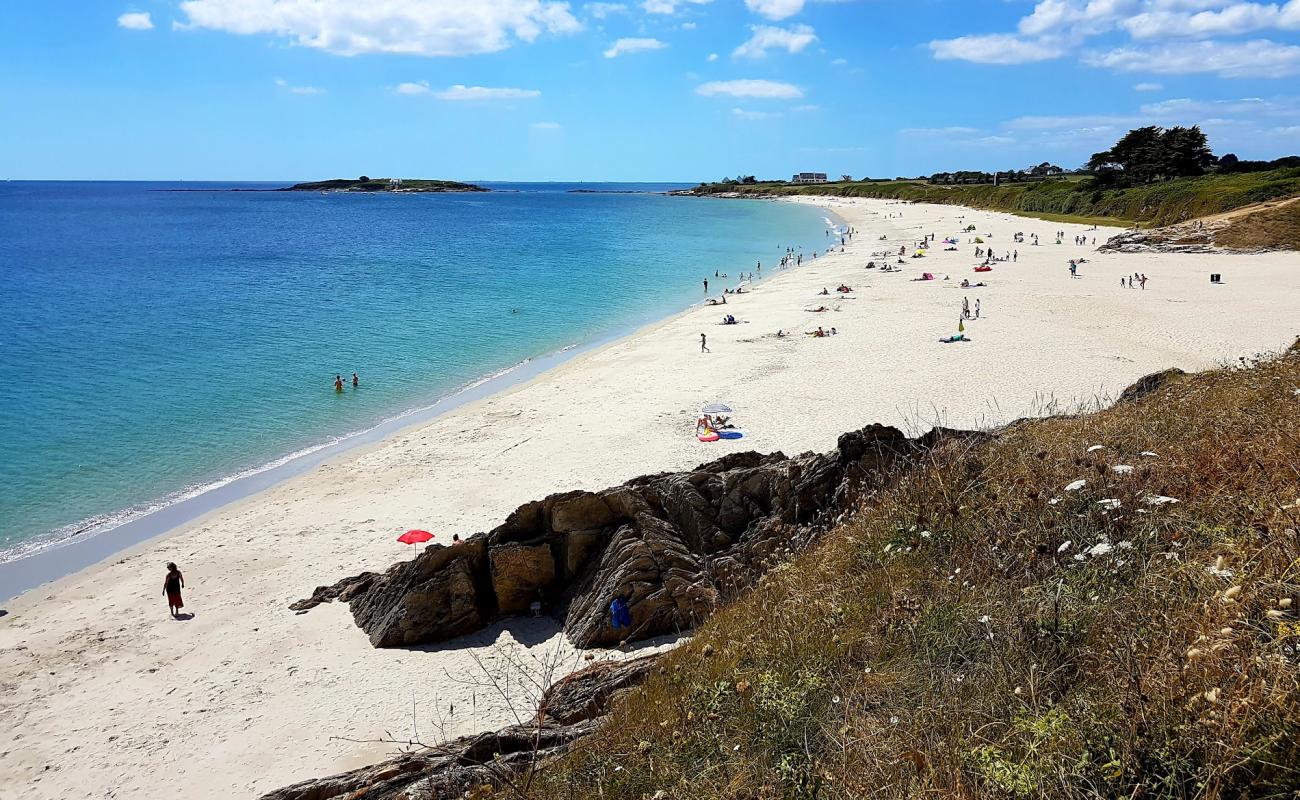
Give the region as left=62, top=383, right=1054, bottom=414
left=2, top=198, right=1298, bottom=799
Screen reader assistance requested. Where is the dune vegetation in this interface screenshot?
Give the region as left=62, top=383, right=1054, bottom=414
left=504, top=341, right=1300, bottom=800
left=690, top=168, right=1300, bottom=229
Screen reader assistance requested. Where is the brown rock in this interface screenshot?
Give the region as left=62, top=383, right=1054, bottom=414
left=490, top=542, right=555, bottom=615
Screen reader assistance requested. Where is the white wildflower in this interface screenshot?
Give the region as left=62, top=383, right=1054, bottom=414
left=1087, top=445, right=1105, bottom=453
left=1139, top=451, right=1158, bottom=457
left=978, top=615, right=991, bottom=624
left=1111, top=465, right=1133, bottom=475
left=1097, top=498, right=1121, bottom=510
left=1087, top=542, right=1114, bottom=557
left=1065, top=479, right=1087, bottom=492
left=1058, top=540, right=1073, bottom=553
left=1048, top=497, right=1062, bottom=505
left=1144, top=495, right=1180, bottom=505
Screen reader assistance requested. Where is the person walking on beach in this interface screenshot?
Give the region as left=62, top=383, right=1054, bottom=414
left=334, top=375, right=344, bottom=393
left=1140, top=273, right=1148, bottom=290
left=163, top=562, right=185, bottom=618
left=700, top=333, right=709, bottom=353
left=351, top=372, right=359, bottom=388
left=975, top=299, right=981, bottom=319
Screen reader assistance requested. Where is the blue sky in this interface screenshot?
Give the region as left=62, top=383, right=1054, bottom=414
left=2, top=0, right=1298, bottom=181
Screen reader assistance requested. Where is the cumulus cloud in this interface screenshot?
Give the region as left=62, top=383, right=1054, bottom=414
left=1085, top=38, right=1300, bottom=77
left=433, top=84, right=543, bottom=100
left=930, top=34, right=1062, bottom=64
left=176, top=0, right=581, bottom=57
left=707, top=52, right=719, bottom=61
left=695, top=78, right=803, bottom=98
left=643, top=0, right=711, bottom=14
left=604, top=37, right=668, bottom=57
left=585, top=2, right=627, bottom=18
left=733, top=24, right=817, bottom=58
left=930, top=0, right=1300, bottom=79
left=117, top=11, right=154, bottom=30
left=744, top=0, right=805, bottom=20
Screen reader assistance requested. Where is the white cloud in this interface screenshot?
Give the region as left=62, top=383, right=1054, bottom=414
left=604, top=37, right=668, bottom=57
left=177, top=0, right=582, bottom=57
left=433, top=84, right=543, bottom=100
left=585, top=2, right=627, bottom=18
left=680, top=21, right=697, bottom=30
left=643, top=0, right=711, bottom=14
left=930, top=0, right=1300, bottom=79
left=733, top=24, right=817, bottom=58
left=274, top=77, right=325, bottom=95
left=830, top=57, right=847, bottom=65
left=744, top=0, right=805, bottom=20
left=530, top=121, right=563, bottom=130
left=793, top=103, right=819, bottom=111
left=1085, top=39, right=1300, bottom=77
left=899, top=126, right=981, bottom=136
left=732, top=107, right=781, bottom=119
left=1134, top=81, right=1163, bottom=90
left=117, top=11, right=154, bottom=30
left=1122, top=3, right=1300, bottom=40
left=707, top=52, right=719, bottom=61
left=393, top=81, right=432, bottom=95
left=696, top=78, right=803, bottom=98
left=930, top=34, right=1062, bottom=64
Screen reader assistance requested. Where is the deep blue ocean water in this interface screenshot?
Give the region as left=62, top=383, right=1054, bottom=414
left=0, top=181, right=833, bottom=561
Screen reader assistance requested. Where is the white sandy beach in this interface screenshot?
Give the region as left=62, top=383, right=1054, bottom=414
left=3, top=197, right=1298, bottom=799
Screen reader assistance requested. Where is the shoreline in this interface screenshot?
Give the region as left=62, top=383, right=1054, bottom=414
left=0, top=206, right=844, bottom=601
left=3, top=196, right=1297, bottom=800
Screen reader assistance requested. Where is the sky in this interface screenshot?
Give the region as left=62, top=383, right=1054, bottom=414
left=1, top=0, right=1299, bottom=181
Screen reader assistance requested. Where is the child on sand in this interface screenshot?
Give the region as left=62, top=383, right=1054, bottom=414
left=164, top=562, right=185, bottom=618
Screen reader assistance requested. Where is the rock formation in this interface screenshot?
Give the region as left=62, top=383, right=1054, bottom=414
left=294, top=424, right=983, bottom=649
left=259, top=655, right=660, bottom=800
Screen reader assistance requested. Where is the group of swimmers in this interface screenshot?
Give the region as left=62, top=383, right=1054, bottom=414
left=333, top=373, right=360, bottom=392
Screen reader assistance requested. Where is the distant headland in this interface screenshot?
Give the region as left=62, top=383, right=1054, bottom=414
left=282, top=177, right=487, bottom=193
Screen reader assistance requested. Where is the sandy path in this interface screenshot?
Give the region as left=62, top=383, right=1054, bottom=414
left=2, top=198, right=1297, bottom=799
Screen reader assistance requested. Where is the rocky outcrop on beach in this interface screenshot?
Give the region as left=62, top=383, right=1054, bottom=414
left=1099, top=197, right=1300, bottom=253
left=259, top=654, right=660, bottom=800
left=294, top=424, right=985, bottom=649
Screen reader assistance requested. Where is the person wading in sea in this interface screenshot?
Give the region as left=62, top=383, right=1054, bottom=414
left=334, top=375, right=344, bottom=392
left=164, top=562, right=185, bottom=618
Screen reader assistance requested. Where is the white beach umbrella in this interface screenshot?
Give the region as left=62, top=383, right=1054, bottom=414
left=701, top=403, right=733, bottom=415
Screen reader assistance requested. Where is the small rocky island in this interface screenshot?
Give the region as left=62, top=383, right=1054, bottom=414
left=282, top=176, right=487, bottom=193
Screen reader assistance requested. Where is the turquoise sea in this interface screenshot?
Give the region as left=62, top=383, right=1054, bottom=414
left=0, top=181, right=834, bottom=564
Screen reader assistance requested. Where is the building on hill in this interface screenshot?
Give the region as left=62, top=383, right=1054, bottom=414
left=792, top=172, right=827, bottom=184
left=388, top=178, right=403, bottom=189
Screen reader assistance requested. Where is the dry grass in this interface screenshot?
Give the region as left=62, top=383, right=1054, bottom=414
left=1216, top=200, right=1300, bottom=251
left=512, top=341, right=1300, bottom=800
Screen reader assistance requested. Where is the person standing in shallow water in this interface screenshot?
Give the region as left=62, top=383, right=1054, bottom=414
left=334, top=375, right=344, bottom=393
left=164, top=562, right=185, bottom=618
left=351, top=372, right=359, bottom=388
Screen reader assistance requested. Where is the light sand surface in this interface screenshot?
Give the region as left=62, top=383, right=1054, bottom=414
left=3, top=198, right=1298, bottom=799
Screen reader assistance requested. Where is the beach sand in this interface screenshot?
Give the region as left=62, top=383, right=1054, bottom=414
left=2, top=198, right=1298, bottom=799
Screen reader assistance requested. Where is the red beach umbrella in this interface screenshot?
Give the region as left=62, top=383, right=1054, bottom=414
left=398, top=529, right=434, bottom=545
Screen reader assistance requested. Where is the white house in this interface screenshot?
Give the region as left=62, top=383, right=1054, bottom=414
left=792, top=172, right=827, bottom=184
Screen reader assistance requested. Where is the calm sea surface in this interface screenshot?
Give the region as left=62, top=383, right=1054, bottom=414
left=0, top=181, right=834, bottom=561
